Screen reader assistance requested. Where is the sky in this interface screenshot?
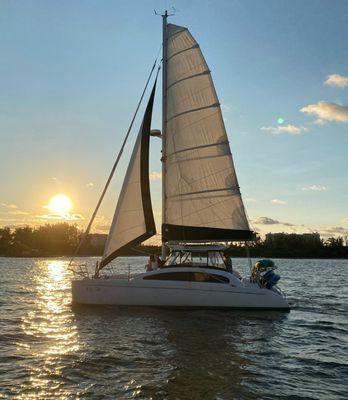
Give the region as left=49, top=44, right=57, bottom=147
left=1, top=0, right=348, bottom=239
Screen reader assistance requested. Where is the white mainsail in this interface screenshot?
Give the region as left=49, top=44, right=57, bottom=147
left=99, top=83, right=157, bottom=268
left=162, top=24, right=252, bottom=242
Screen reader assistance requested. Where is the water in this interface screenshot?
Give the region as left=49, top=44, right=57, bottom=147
left=0, top=257, right=347, bottom=399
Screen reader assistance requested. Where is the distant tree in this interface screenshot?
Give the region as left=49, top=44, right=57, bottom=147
left=325, top=236, right=343, bottom=247
left=0, top=227, right=12, bottom=255
left=32, top=223, right=80, bottom=255
left=13, top=226, right=34, bottom=248
left=324, top=236, right=344, bottom=257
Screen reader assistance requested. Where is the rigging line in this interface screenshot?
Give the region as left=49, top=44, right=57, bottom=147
left=68, top=57, right=159, bottom=268
left=155, top=63, right=161, bottom=80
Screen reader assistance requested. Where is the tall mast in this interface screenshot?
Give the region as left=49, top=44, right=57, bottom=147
left=161, top=10, right=168, bottom=258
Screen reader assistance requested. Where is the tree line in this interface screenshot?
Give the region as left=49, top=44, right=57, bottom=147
left=0, top=223, right=347, bottom=258
left=0, top=223, right=159, bottom=257
left=226, top=233, right=348, bottom=259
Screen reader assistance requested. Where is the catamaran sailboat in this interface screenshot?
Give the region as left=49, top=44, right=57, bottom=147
left=71, top=12, right=290, bottom=310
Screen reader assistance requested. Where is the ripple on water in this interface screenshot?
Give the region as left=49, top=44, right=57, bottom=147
left=0, top=257, right=347, bottom=399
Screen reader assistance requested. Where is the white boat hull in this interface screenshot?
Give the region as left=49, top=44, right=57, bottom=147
left=71, top=267, right=289, bottom=310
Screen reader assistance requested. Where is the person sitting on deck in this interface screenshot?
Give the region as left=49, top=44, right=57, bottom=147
left=146, top=254, right=158, bottom=272
left=146, top=255, right=154, bottom=271
left=224, top=254, right=233, bottom=273
left=145, top=261, right=153, bottom=272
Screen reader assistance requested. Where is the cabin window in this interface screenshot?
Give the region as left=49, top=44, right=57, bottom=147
left=143, top=272, right=190, bottom=281
left=143, top=271, right=229, bottom=283
left=190, top=272, right=229, bottom=284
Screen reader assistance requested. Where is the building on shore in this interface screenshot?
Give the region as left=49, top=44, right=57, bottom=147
left=265, top=232, right=321, bottom=244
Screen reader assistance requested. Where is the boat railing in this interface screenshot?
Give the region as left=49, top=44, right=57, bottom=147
left=101, top=264, right=142, bottom=281
left=69, top=263, right=90, bottom=278
left=100, top=272, right=141, bottom=281
left=69, top=261, right=144, bottom=281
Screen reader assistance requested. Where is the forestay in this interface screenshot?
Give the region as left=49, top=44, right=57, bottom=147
left=162, top=24, right=253, bottom=242
left=99, top=83, right=157, bottom=269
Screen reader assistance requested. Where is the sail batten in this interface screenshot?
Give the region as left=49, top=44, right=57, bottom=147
left=99, top=82, right=157, bottom=269
left=169, top=140, right=229, bottom=156
left=166, top=69, right=209, bottom=90
left=164, top=23, right=252, bottom=241
left=167, top=103, right=219, bottom=122
left=167, top=43, right=199, bottom=62
left=167, top=186, right=240, bottom=199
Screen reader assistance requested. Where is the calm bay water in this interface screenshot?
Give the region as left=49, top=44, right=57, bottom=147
left=0, top=257, right=347, bottom=399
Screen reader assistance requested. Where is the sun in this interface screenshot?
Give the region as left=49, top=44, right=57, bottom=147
left=48, top=194, right=72, bottom=216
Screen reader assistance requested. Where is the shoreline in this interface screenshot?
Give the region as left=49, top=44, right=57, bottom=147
left=1, top=255, right=348, bottom=260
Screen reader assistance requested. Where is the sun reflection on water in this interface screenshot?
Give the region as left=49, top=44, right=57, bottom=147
left=18, top=260, right=81, bottom=399
left=48, top=260, right=65, bottom=281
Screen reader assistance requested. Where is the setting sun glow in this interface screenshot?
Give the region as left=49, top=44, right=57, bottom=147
left=48, top=194, right=72, bottom=216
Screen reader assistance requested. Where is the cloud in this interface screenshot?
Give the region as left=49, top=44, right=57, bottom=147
left=94, top=225, right=110, bottom=232
left=301, top=185, right=327, bottom=191
left=300, top=101, right=348, bottom=124
left=149, top=171, right=162, bottom=181
left=342, top=217, right=348, bottom=225
left=1, top=204, right=30, bottom=217
left=319, top=226, right=348, bottom=237
left=251, top=216, right=295, bottom=227
left=260, top=124, right=308, bottom=135
left=0, top=217, right=21, bottom=223
left=251, top=217, right=348, bottom=238
left=1, top=203, right=18, bottom=209
left=93, top=215, right=111, bottom=233
left=251, top=217, right=281, bottom=225
left=324, top=74, right=348, bottom=88
left=86, top=182, right=94, bottom=188
left=326, top=226, right=346, bottom=233
left=221, top=104, right=231, bottom=111
left=245, top=197, right=257, bottom=203
left=221, top=103, right=236, bottom=112
left=37, top=213, right=84, bottom=221
left=7, top=210, right=29, bottom=215
left=271, top=198, right=287, bottom=205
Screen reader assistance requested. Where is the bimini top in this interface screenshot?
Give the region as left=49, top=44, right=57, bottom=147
left=169, top=244, right=227, bottom=252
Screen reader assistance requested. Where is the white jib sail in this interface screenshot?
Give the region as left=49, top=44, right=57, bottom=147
left=100, top=85, right=156, bottom=268
left=163, top=24, right=251, bottom=241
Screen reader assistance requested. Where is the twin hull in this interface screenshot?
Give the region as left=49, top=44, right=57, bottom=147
left=71, top=268, right=289, bottom=310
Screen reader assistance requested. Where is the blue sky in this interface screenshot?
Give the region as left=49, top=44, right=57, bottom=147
left=1, top=0, right=348, bottom=238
